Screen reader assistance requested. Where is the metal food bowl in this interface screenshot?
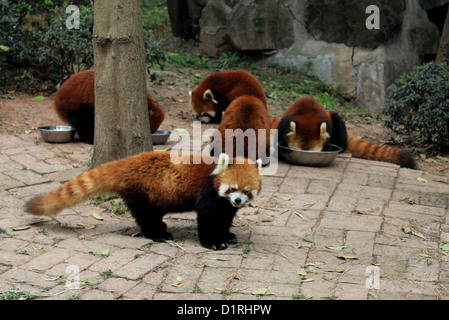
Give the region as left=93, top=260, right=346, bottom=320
left=278, top=142, right=343, bottom=167
left=38, top=126, right=76, bottom=143
left=151, top=130, right=171, bottom=145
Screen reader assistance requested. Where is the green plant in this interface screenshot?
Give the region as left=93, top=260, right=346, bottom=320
left=383, top=62, right=449, bottom=154
left=253, top=13, right=264, bottom=33
left=0, top=0, right=93, bottom=91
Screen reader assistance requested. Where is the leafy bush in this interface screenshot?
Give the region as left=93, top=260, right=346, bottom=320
left=1, top=0, right=169, bottom=91
left=383, top=62, right=449, bottom=154
left=0, top=0, right=93, bottom=91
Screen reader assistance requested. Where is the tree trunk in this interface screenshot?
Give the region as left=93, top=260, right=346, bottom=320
left=436, top=8, right=449, bottom=64
left=92, top=0, right=152, bottom=168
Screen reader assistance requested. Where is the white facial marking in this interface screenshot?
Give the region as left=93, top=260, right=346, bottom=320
left=200, top=116, right=211, bottom=123
left=229, top=192, right=248, bottom=208
left=251, top=189, right=258, bottom=201
left=219, top=183, right=229, bottom=197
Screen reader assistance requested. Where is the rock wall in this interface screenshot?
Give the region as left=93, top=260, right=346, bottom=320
left=196, top=0, right=446, bottom=112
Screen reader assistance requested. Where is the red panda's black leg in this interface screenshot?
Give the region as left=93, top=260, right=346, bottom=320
left=68, top=105, right=95, bottom=144
left=328, top=112, right=348, bottom=151
left=122, top=193, right=173, bottom=242
left=195, top=180, right=238, bottom=250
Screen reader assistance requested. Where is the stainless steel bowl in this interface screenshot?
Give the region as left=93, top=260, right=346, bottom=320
left=151, top=130, right=171, bottom=145
left=278, top=142, right=343, bottom=167
left=38, top=125, right=76, bottom=143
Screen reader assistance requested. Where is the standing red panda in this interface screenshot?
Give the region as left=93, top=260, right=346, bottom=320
left=210, top=95, right=271, bottom=165
left=25, top=152, right=262, bottom=250
left=276, top=96, right=416, bottom=169
left=190, top=70, right=267, bottom=123
left=53, top=70, right=165, bottom=144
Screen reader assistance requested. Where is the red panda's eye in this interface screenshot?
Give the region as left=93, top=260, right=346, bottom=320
left=231, top=187, right=237, bottom=192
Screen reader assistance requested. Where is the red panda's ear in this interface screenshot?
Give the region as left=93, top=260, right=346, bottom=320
left=256, top=159, right=262, bottom=174
left=203, top=89, right=218, bottom=104
left=211, top=153, right=229, bottom=175
left=320, top=122, right=330, bottom=140
left=286, top=121, right=296, bottom=137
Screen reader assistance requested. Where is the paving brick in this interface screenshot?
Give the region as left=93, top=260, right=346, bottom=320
left=20, top=247, right=74, bottom=272
left=1, top=132, right=448, bottom=300
left=114, top=253, right=170, bottom=280
left=320, top=211, right=383, bottom=232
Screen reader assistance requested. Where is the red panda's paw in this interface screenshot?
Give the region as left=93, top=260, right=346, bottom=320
left=142, top=230, right=173, bottom=242
left=200, top=241, right=228, bottom=251
left=200, top=233, right=237, bottom=250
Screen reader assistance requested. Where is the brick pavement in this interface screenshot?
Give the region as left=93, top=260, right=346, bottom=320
left=1, top=131, right=449, bottom=300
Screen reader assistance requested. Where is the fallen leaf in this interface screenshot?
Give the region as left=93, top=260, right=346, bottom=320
left=326, top=245, right=348, bottom=251
left=297, top=268, right=307, bottom=276
left=32, top=95, right=46, bottom=101
left=419, top=254, right=431, bottom=258
left=174, top=128, right=187, bottom=132
left=402, top=227, right=412, bottom=234
left=282, top=196, right=291, bottom=201
left=440, top=244, right=449, bottom=252
left=303, top=237, right=314, bottom=243
left=12, top=226, right=31, bottom=231
left=207, top=257, right=230, bottom=261
left=93, top=212, right=104, bottom=220
left=100, top=248, right=110, bottom=257
left=83, top=278, right=99, bottom=285
left=433, top=178, right=449, bottom=184
left=172, top=275, right=184, bottom=287
left=337, top=255, right=358, bottom=260
left=416, top=177, right=428, bottom=183
left=252, top=288, right=267, bottom=296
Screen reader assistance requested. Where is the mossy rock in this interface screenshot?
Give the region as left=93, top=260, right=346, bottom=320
left=306, top=0, right=404, bottom=49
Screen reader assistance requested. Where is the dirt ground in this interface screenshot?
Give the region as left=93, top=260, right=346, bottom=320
left=1, top=67, right=449, bottom=178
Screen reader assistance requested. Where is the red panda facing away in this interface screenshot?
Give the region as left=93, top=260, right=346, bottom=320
left=25, top=152, right=262, bottom=251
left=53, top=70, right=165, bottom=144
left=276, top=96, right=416, bottom=169
left=210, top=95, right=271, bottom=166
left=190, top=70, right=267, bottom=124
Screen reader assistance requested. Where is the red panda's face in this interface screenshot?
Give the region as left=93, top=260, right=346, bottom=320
left=212, top=154, right=262, bottom=208
left=285, top=121, right=330, bottom=151
left=190, top=89, right=220, bottom=123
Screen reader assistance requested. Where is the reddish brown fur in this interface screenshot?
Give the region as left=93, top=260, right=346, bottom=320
left=191, top=70, right=267, bottom=123
left=25, top=152, right=262, bottom=218
left=212, top=96, right=270, bottom=162
left=278, top=96, right=416, bottom=168
left=54, top=70, right=164, bottom=134
left=280, top=97, right=331, bottom=151
left=270, top=117, right=280, bottom=129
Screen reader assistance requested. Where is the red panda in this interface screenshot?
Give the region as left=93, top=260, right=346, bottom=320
left=53, top=70, right=165, bottom=144
left=210, top=95, right=271, bottom=165
left=190, top=70, right=267, bottom=123
left=25, top=152, right=262, bottom=250
left=276, top=96, right=416, bottom=169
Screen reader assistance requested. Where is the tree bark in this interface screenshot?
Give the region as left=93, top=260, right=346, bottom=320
left=436, top=8, right=449, bottom=64
left=92, top=0, right=152, bottom=168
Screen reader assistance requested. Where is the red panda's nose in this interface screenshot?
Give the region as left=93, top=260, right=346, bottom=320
left=235, top=198, right=242, bottom=205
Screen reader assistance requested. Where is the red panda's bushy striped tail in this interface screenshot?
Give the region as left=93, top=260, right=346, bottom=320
left=347, top=134, right=416, bottom=169
left=25, top=160, right=125, bottom=217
